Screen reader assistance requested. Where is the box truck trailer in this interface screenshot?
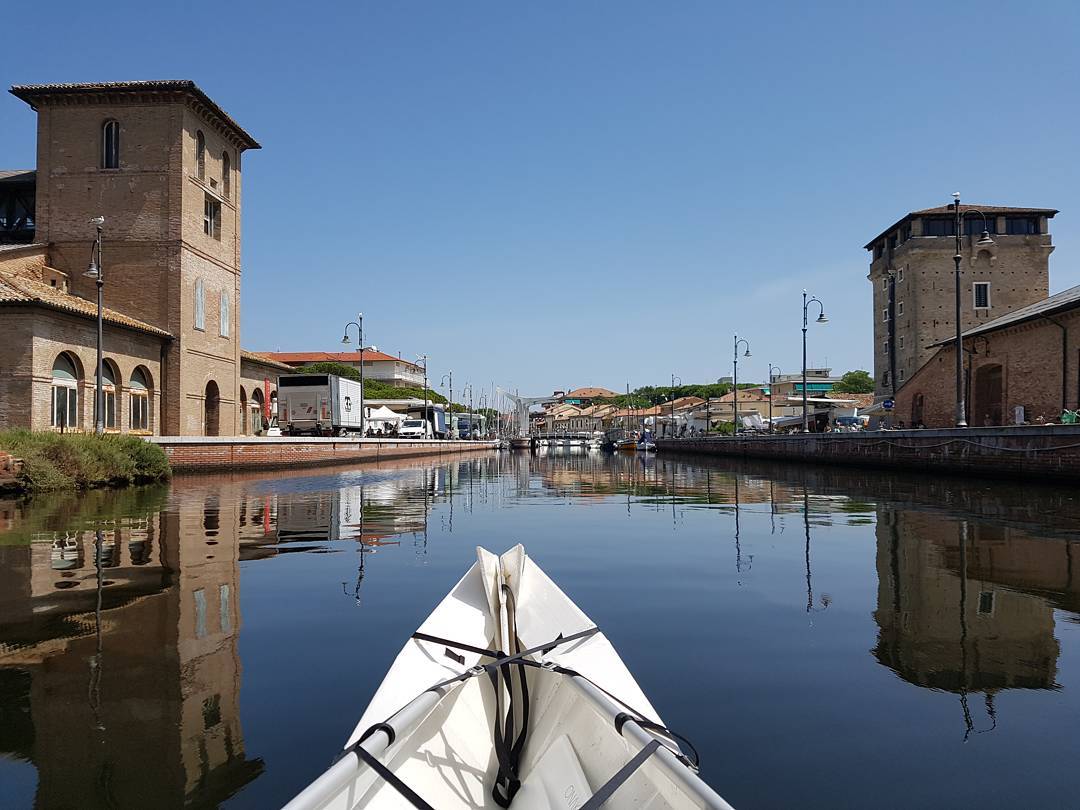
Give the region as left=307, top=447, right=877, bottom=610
left=278, top=373, right=364, bottom=436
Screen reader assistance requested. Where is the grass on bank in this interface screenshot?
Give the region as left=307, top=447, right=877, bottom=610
left=0, top=430, right=171, bottom=492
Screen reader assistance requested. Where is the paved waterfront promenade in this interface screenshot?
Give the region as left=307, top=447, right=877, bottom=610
left=149, top=436, right=497, bottom=472
left=658, top=425, right=1080, bottom=481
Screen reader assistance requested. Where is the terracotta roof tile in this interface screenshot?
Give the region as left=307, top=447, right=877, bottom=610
left=240, top=350, right=293, bottom=371
left=10, top=81, right=260, bottom=150
left=0, top=268, right=171, bottom=337
left=263, top=350, right=421, bottom=369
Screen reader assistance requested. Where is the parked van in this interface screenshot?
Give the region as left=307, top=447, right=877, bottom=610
left=398, top=418, right=429, bottom=439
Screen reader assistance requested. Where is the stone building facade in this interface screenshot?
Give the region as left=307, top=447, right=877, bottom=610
left=894, top=285, right=1080, bottom=427
left=865, top=203, right=1056, bottom=399
left=0, top=80, right=276, bottom=436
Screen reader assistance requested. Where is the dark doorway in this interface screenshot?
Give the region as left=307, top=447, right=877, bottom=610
left=974, top=364, right=1003, bottom=426
left=911, top=393, right=925, bottom=426
left=204, top=380, right=220, bottom=436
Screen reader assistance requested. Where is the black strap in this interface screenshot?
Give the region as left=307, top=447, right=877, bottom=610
left=411, top=631, right=500, bottom=659
left=580, top=739, right=662, bottom=809
left=353, top=744, right=436, bottom=810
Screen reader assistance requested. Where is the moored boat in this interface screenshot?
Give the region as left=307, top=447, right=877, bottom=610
left=284, top=545, right=733, bottom=810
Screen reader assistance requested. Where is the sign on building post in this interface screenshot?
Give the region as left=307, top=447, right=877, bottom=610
left=264, top=379, right=271, bottom=422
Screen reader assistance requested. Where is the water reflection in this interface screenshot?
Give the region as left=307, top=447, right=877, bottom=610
left=0, top=488, right=261, bottom=809
left=0, top=452, right=1079, bottom=807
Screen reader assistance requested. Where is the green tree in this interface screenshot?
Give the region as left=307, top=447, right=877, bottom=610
left=293, top=364, right=447, bottom=404
left=832, top=370, right=874, bottom=394
left=294, top=361, right=360, bottom=380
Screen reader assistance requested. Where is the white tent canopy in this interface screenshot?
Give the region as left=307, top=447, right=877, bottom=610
left=365, top=405, right=404, bottom=425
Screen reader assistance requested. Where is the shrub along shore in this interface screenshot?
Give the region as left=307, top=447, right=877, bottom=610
left=0, top=430, right=171, bottom=493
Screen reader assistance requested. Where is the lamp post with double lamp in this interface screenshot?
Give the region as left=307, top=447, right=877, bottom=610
left=83, top=217, right=105, bottom=435
left=669, top=375, right=681, bottom=438
left=950, top=193, right=996, bottom=427
left=732, top=337, right=751, bottom=434
left=441, top=371, right=453, bottom=439
left=768, top=364, right=782, bottom=433
left=340, top=314, right=367, bottom=434
left=801, top=291, right=828, bottom=433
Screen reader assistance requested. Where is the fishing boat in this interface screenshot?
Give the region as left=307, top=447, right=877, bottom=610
left=636, top=440, right=657, bottom=453
left=284, top=545, right=733, bottom=810
left=614, top=437, right=637, bottom=452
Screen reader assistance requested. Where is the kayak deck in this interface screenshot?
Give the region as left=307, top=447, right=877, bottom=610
left=284, top=546, right=734, bottom=810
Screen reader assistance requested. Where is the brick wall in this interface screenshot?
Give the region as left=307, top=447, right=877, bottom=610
left=896, top=307, right=1080, bottom=428
left=658, top=425, right=1080, bottom=481
left=152, top=437, right=496, bottom=472
left=0, top=307, right=164, bottom=432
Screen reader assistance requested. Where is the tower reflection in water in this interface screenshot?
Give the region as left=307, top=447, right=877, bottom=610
left=873, top=504, right=1068, bottom=739
left=0, top=489, right=263, bottom=809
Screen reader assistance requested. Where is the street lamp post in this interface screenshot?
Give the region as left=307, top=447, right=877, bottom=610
left=441, top=371, right=453, bottom=439
left=670, top=374, right=681, bottom=438
left=801, top=291, right=828, bottom=433
left=83, top=217, right=105, bottom=435
left=768, top=364, right=782, bottom=433
left=417, top=355, right=429, bottom=438
left=732, top=337, right=751, bottom=434
left=341, top=314, right=366, bottom=435
left=950, top=193, right=995, bottom=428
left=463, top=384, right=473, bottom=440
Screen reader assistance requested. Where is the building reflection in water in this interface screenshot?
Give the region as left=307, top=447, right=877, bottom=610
left=3, top=452, right=1080, bottom=805
left=873, top=504, right=1067, bottom=739
left=0, top=489, right=263, bottom=809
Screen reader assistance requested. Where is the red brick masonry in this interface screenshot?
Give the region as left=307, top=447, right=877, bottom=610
left=149, top=437, right=497, bottom=472
left=658, top=425, right=1080, bottom=481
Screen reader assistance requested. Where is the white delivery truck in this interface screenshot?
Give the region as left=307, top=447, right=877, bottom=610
left=277, top=373, right=364, bottom=436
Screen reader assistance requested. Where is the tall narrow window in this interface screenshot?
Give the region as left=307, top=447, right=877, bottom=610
left=102, top=120, right=120, bottom=169
left=203, top=194, right=221, bottom=239
left=897, top=300, right=904, bottom=316
left=222, top=151, right=231, bottom=198
left=973, top=282, right=991, bottom=309
left=51, top=354, right=80, bottom=429
left=219, top=290, right=231, bottom=337
left=196, top=130, right=206, bottom=179
left=194, top=278, right=206, bottom=330
left=100, top=361, right=118, bottom=429
left=129, top=367, right=150, bottom=431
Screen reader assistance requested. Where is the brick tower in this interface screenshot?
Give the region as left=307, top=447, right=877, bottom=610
left=865, top=203, right=1056, bottom=400
left=11, top=81, right=260, bottom=435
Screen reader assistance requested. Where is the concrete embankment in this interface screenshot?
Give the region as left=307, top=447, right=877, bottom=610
left=149, top=436, right=497, bottom=473
left=657, top=425, right=1080, bottom=481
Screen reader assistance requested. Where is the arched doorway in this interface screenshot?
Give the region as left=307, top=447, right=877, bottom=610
left=251, top=388, right=265, bottom=434
left=239, top=387, right=248, bottom=435
left=974, top=364, right=1003, bottom=426
left=204, top=381, right=220, bottom=436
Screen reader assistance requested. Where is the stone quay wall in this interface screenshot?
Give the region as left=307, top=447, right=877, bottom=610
left=657, top=425, right=1080, bottom=481
left=150, top=436, right=497, bottom=472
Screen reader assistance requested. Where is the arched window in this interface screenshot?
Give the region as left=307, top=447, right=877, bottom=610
left=51, top=354, right=80, bottom=429
left=219, top=290, right=230, bottom=338
left=102, top=120, right=120, bottom=169
left=130, top=367, right=151, bottom=431
left=100, top=360, right=119, bottom=429
left=194, top=278, right=205, bottom=330
left=196, top=130, right=206, bottom=179
left=222, top=151, right=231, bottom=198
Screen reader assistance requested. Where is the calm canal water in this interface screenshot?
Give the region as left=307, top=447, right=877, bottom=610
left=2, top=450, right=1079, bottom=809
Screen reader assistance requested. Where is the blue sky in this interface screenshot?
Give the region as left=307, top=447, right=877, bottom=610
left=4, top=2, right=1079, bottom=400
